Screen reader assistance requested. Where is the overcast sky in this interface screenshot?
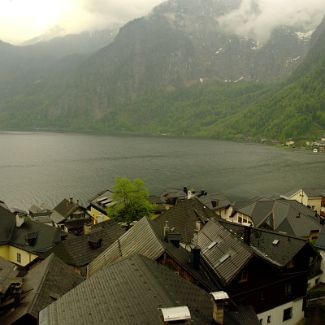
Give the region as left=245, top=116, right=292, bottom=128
left=1, top=0, right=325, bottom=45
left=0, top=0, right=165, bottom=44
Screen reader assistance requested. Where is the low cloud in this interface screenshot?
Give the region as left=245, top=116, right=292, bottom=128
left=0, top=0, right=165, bottom=44
left=218, top=0, right=325, bottom=44
left=59, top=0, right=166, bottom=33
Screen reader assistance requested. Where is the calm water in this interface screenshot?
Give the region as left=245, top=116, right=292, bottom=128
left=0, top=131, right=324, bottom=210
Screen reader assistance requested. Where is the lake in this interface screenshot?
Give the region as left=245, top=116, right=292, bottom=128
left=0, top=131, right=324, bottom=210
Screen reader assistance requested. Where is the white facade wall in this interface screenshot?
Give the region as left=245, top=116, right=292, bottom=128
left=308, top=275, right=321, bottom=290
left=257, top=299, right=304, bottom=325
left=289, top=190, right=308, bottom=206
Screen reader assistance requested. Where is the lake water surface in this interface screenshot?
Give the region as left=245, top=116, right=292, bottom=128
left=0, top=132, right=324, bottom=209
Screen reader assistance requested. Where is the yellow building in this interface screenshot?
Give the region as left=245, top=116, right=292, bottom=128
left=282, top=188, right=325, bottom=216
left=0, top=205, right=63, bottom=267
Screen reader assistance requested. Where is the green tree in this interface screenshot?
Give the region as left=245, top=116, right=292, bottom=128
left=108, top=177, right=155, bottom=228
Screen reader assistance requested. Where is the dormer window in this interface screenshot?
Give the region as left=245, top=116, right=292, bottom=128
left=25, top=232, right=38, bottom=245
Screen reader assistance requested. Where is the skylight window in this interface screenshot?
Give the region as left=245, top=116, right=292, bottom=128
left=208, top=241, right=217, bottom=249
left=272, top=239, right=279, bottom=246
left=219, top=253, right=230, bottom=264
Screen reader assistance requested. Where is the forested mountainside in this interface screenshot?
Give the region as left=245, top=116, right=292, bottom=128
left=0, top=0, right=323, bottom=142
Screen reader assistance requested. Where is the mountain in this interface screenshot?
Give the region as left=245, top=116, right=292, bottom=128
left=202, top=16, right=325, bottom=141
left=22, top=27, right=120, bottom=59
left=66, top=0, right=310, bottom=106
left=0, top=0, right=323, bottom=141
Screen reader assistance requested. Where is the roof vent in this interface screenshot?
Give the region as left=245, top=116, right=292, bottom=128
left=272, top=239, right=279, bottom=246
left=88, top=238, right=102, bottom=249
left=160, top=306, right=191, bottom=323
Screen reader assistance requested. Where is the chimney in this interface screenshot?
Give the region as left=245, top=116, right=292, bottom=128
left=84, top=223, right=92, bottom=235
left=191, top=246, right=201, bottom=270
left=243, top=225, right=252, bottom=245
left=195, top=221, right=202, bottom=232
left=163, top=221, right=170, bottom=241
left=69, top=197, right=73, bottom=204
left=160, top=306, right=191, bottom=324
left=211, top=291, right=229, bottom=324
left=77, top=199, right=80, bottom=206
left=183, top=187, right=188, bottom=194
left=15, top=214, right=25, bottom=228
left=88, top=237, right=102, bottom=249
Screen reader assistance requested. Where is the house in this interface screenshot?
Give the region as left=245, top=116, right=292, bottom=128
left=48, top=219, right=125, bottom=275
left=40, top=254, right=260, bottom=325
left=200, top=218, right=321, bottom=324
left=28, top=204, right=52, bottom=226
left=282, top=188, right=325, bottom=217
left=223, top=197, right=321, bottom=240
left=87, top=189, right=114, bottom=224
left=0, top=206, right=64, bottom=267
left=160, top=187, right=200, bottom=207
left=286, top=139, right=295, bottom=147
left=197, top=192, right=232, bottom=216
left=0, top=254, right=83, bottom=324
left=152, top=198, right=216, bottom=244
left=314, top=226, right=325, bottom=283
left=86, top=216, right=218, bottom=291
left=51, top=198, right=92, bottom=235
left=313, top=140, right=325, bottom=152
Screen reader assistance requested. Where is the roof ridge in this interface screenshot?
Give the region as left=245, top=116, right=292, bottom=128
left=28, top=254, right=56, bottom=314
left=145, top=217, right=165, bottom=250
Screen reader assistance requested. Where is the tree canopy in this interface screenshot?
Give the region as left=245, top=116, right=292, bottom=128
left=108, top=177, right=155, bottom=228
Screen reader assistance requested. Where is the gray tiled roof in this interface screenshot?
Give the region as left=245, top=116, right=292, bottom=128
left=219, top=220, right=307, bottom=267
left=0, top=254, right=83, bottom=324
left=197, top=193, right=231, bottom=210
left=198, top=219, right=253, bottom=286
left=315, top=226, right=325, bottom=250
left=11, top=218, right=63, bottom=254
left=0, top=257, right=19, bottom=295
left=236, top=198, right=321, bottom=238
left=0, top=207, right=63, bottom=255
left=51, top=198, right=90, bottom=224
left=87, top=217, right=165, bottom=276
left=283, top=188, right=325, bottom=198
left=50, top=220, right=125, bottom=267
left=40, top=254, right=216, bottom=325
left=89, top=189, right=115, bottom=214
left=153, top=198, right=216, bottom=244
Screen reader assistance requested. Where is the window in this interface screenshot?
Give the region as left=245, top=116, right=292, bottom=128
left=259, top=319, right=263, bottom=324
left=267, top=315, right=271, bottom=323
left=238, top=216, right=243, bottom=223
left=285, top=282, right=292, bottom=297
left=239, top=269, right=248, bottom=283
left=286, top=260, right=295, bottom=269
left=16, top=253, right=21, bottom=263
left=283, top=307, right=292, bottom=321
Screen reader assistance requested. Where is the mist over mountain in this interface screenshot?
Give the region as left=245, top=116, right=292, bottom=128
left=0, top=0, right=324, bottom=141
